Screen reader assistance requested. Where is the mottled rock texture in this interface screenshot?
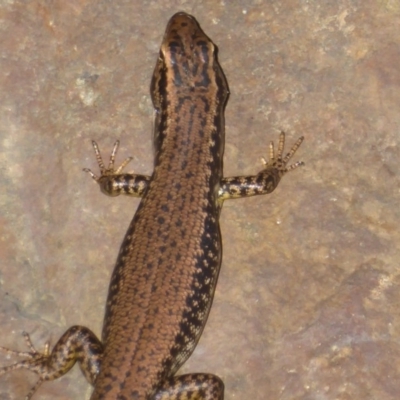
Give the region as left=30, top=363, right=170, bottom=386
left=0, top=1, right=399, bottom=399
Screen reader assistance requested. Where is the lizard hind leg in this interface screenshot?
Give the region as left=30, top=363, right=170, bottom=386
left=0, top=325, right=103, bottom=399
left=154, top=373, right=224, bottom=400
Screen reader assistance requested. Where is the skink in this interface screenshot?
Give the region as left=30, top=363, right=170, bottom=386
left=0, top=12, right=303, bottom=400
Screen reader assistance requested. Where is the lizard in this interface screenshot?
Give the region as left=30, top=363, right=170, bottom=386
left=0, top=11, right=304, bottom=400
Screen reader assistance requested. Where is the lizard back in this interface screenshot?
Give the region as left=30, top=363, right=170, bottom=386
left=91, top=12, right=229, bottom=399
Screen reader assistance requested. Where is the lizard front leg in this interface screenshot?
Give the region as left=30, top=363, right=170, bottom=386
left=84, top=140, right=151, bottom=197
left=218, top=132, right=304, bottom=201
left=87, top=133, right=304, bottom=203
